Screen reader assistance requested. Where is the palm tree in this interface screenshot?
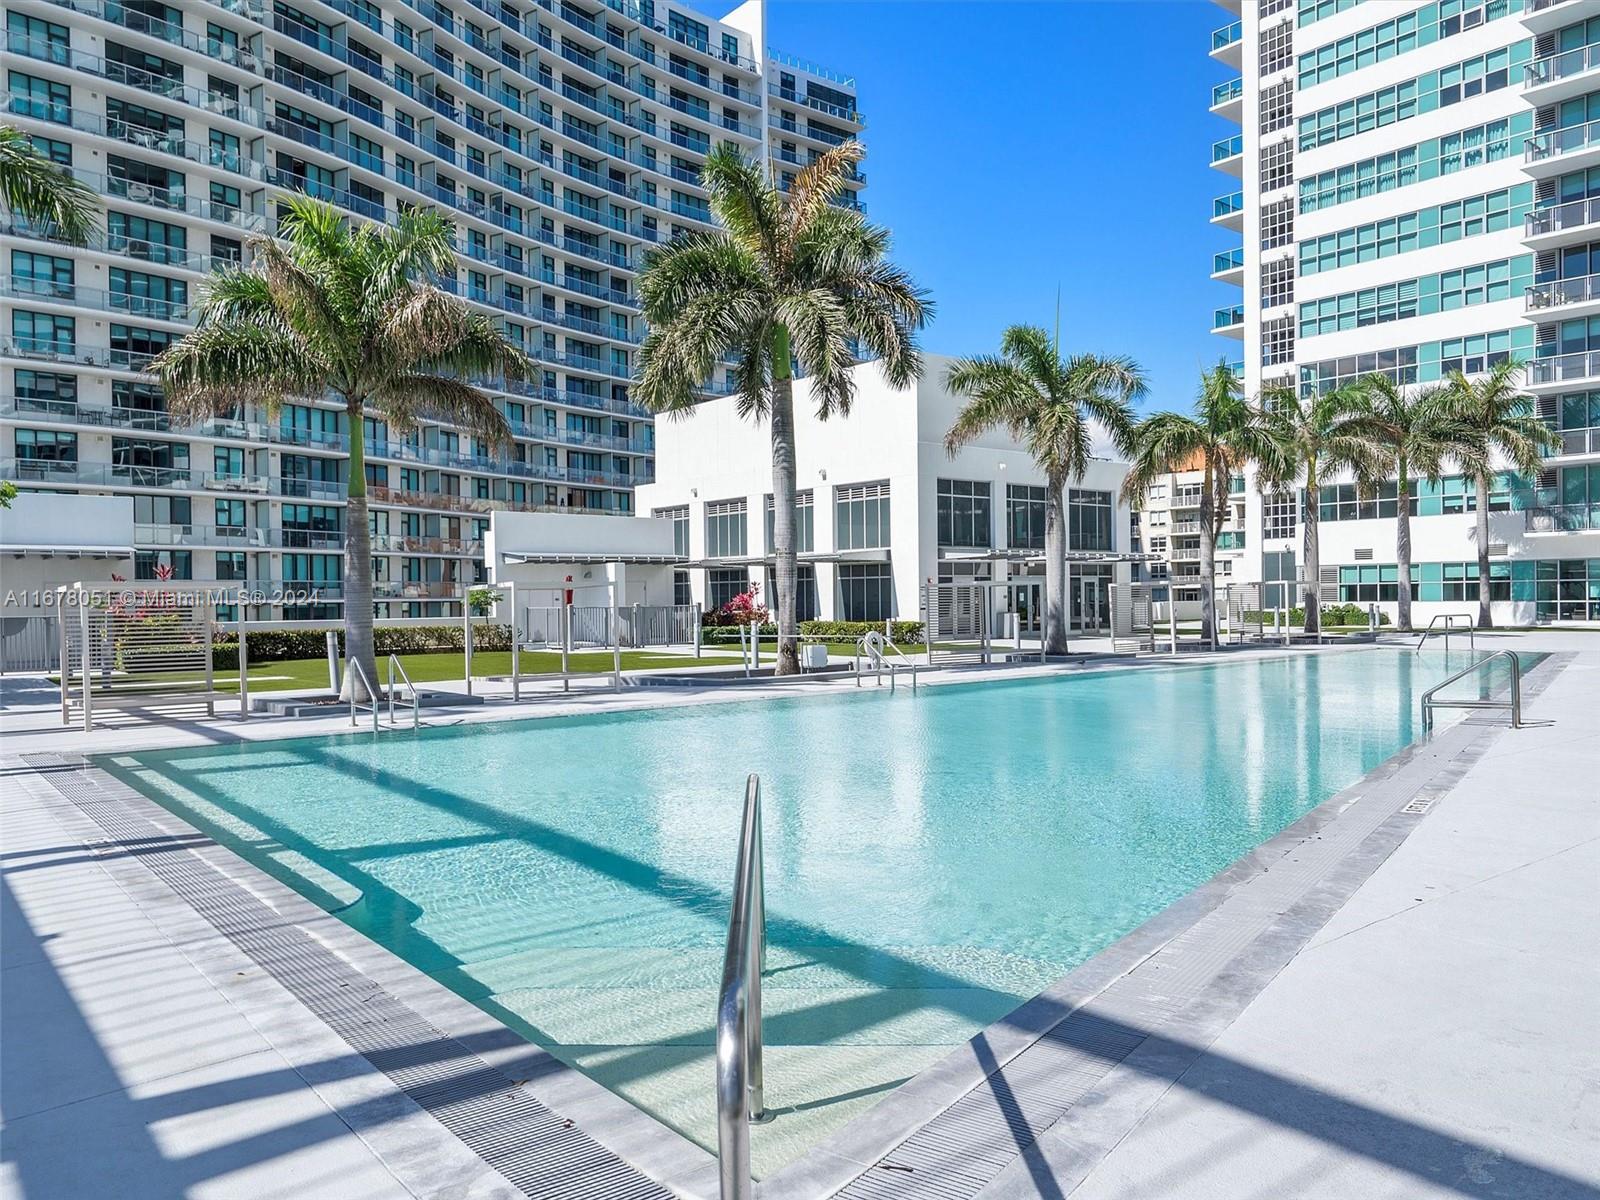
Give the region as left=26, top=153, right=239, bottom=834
left=1440, top=360, right=1560, bottom=629
left=1, top=124, right=97, bottom=244
left=1258, top=384, right=1382, bottom=635
left=944, top=327, right=1142, bottom=655
left=1122, top=362, right=1279, bottom=645
left=153, top=195, right=533, bottom=696
left=635, top=142, right=929, bottom=675
left=1343, top=375, right=1465, bottom=633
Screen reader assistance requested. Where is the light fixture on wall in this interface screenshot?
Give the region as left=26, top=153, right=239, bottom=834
left=818, top=469, right=827, bottom=480
left=690, top=487, right=698, bottom=497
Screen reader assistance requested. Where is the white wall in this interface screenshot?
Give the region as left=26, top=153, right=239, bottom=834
left=0, top=493, right=136, bottom=606
left=484, top=511, right=677, bottom=607
left=637, top=355, right=1137, bottom=623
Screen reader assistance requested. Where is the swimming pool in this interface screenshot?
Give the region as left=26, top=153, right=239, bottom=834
left=110, top=647, right=1490, bottom=1175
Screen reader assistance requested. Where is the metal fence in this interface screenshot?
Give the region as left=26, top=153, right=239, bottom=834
left=516, top=603, right=698, bottom=649
left=0, top=614, right=58, bottom=673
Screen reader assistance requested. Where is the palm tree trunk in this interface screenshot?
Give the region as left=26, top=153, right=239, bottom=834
left=1044, top=477, right=1068, bottom=655
left=769, top=326, right=800, bottom=675
left=1302, top=460, right=1321, bottom=635
left=1198, top=462, right=1216, bottom=645
left=1475, top=473, right=1492, bottom=629
left=341, top=401, right=378, bottom=701
left=1395, top=466, right=1412, bottom=633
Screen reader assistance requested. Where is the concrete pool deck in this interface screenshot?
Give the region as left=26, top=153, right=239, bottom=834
left=1, top=633, right=1596, bottom=1199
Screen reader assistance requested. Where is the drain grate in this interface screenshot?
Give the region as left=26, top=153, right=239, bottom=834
left=24, top=754, right=670, bottom=1200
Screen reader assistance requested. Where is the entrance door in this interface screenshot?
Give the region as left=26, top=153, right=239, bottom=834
left=1010, top=581, right=1042, bottom=634
left=1077, top=576, right=1107, bottom=632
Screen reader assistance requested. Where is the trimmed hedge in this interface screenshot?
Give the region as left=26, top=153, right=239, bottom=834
left=198, top=623, right=515, bottom=669
left=699, top=620, right=926, bottom=645
left=1242, top=604, right=1389, bottom=628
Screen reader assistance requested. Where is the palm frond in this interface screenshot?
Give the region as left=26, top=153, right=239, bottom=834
left=370, top=374, right=511, bottom=448
left=702, top=145, right=782, bottom=263
left=637, top=231, right=766, bottom=326
left=0, top=124, right=97, bottom=244
left=1121, top=412, right=1210, bottom=504
left=151, top=319, right=327, bottom=420
left=635, top=288, right=766, bottom=415
left=782, top=140, right=866, bottom=255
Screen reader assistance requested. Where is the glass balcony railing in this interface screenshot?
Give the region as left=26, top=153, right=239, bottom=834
left=1526, top=196, right=1600, bottom=237
left=1528, top=349, right=1600, bottom=385
left=1214, top=191, right=1244, bottom=218
left=1525, top=503, right=1600, bottom=532
left=1526, top=272, right=1600, bottom=311
left=1212, top=21, right=1242, bottom=50
left=1525, top=119, right=1600, bottom=164
left=1227, top=359, right=1245, bottom=374
left=1524, top=43, right=1600, bottom=89
left=1213, top=248, right=1245, bottom=274
left=1212, top=78, right=1243, bottom=106
left=1214, top=305, right=1245, bottom=329
left=1212, top=134, right=1244, bottom=162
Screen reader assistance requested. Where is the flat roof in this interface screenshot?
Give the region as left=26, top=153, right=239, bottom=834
left=681, top=549, right=891, bottom=568
left=500, top=552, right=686, bottom=566
left=940, top=549, right=1164, bottom=564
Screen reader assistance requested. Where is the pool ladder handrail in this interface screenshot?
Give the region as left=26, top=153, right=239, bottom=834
left=346, top=656, right=379, bottom=731
left=1421, top=649, right=1523, bottom=732
left=1414, top=613, right=1475, bottom=654
left=387, top=654, right=420, bottom=729
left=717, top=773, right=768, bottom=1200
left=854, top=630, right=918, bottom=690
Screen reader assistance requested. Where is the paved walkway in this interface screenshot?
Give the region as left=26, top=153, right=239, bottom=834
left=985, top=641, right=1600, bottom=1199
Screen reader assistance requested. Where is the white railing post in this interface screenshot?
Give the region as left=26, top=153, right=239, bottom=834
left=325, top=629, right=339, bottom=692
left=237, top=617, right=249, bottom=719
left=694, top=603, right=703, bottom=658
left=79, top=598, right=93, bottom=733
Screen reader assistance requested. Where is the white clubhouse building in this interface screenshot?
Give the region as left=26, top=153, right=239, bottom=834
left=632, top=355, right=1145, bottom=633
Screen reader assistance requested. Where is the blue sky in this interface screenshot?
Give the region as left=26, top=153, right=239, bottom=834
left=709, top=0, right=1237, bottom=413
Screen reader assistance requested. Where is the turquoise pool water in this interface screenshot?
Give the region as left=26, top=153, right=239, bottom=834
left=111, top=648, right=1492, bottom=1172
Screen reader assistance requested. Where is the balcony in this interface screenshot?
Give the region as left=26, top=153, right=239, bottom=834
left=1526, top=272, right=1600, bottom=319
left=1550, top=423, right=1600, bottom=456
left=1211, top=133, right=1244, bottom=176
left=1212, top=190, right=1245, bottom=232
left=1212, top=247, right=1245, bottom=286
left=1211, top=21, right=1243, bottom=67
left=1526, top=349, right=1600, bottom=390
left=134, top=524, right=273, bottom=549
left=1525, top=503, right=1600, bottom=532
left=1525, top=43, right=1600, bottom=105
left=1525, top=196, right=1600, bottom=249
left=1523, top=0, right=1600, bottom=35
left=1211, top=77, right=1243, bottom=123
left=1524, top=119, right=1600, bottom=177
left=1213, top=305, right=1245, bottom=337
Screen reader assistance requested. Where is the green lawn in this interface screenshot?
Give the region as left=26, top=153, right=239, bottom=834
left=58, top=649, right=713, bottom=694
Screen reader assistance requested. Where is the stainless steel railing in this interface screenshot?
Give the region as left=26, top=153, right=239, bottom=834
left=854, top=630, right=918, bottom=690
left=387, top=654, right=420, bottom=729
left=1421, top=649, right=1524, bottom=733
left=717, top=774, right=768, bottom=1200
left=346, top=656, right=379, bottom=731
left=1415, top=613, right=1476, bottom=654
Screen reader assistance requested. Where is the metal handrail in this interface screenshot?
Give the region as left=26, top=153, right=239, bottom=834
left=1421, top=649, right=1524, bottom=733
left=854, top=630, right=918, bottom=691
left=1415, top=613, right=1476, bottom=654
left=346, top=657, right=379, bottom=731
left=387, top=654, right=420, bottom=729
left=717, top=774, right=768, bottom=1200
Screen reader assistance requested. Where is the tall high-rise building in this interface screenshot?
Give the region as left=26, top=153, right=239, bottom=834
left=1, top=0, right=864, bottom=619
left=1212, top=0, right=1599, bottom=624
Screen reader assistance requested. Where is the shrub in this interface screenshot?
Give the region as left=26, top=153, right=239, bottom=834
left=207, top=623, right=515, bottom=668
left=799, top=620, right=925, bottom=643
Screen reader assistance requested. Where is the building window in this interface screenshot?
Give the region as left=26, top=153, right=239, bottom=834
left=1261, top=138, right=1294, bottom=194
left=764, top=564, right=819, bottom=621
left=1261, top=198, right=1295, bottom=252
left=1259, top=80, right=1293, bottom=137
left=14, top=427, right=76, bottom=462
left=1006, top=484, right=1047, bottom=550
left=1263, top=492, right=1298, bottom=540
left=764, top=490, right=814, bottom=553
left=1262, top=315, right=1296, bottom=367
left=1259, top=20, right=1294, bottom=77
left=838, top=563, right=893, bottom=621
left=704, top=498, right=747, bottom=557
left=653, top=504, right=690, bottom=556
left=936, top=478, right=992, bottom=548
left=835, top=481, right=890, bottom=550
left=707, top=567, right=749, bottom=609
left=1262, top=258, right=1295, bottom=309
left=673, top=569, right=692, bottom=607
left=135, top=550, right=192, bottom=580
left=1068, top=489, right=1113, bottom=551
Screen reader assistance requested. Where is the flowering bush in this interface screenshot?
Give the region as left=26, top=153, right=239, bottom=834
left=716, top=583, right=769, bottom=627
